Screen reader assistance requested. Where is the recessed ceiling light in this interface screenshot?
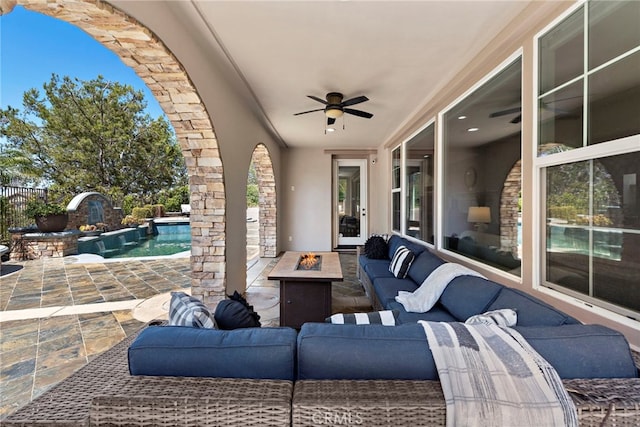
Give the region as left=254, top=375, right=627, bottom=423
left=326, top=128, right=335, bottom=133
left=467, top=127, right=479, bottom=132
left=458, top=115, right=467, bottom=120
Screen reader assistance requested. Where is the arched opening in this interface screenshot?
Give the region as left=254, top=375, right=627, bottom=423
left=6, top=0, right=226, bottom=305
left=249, top=143, right=277, bottom=258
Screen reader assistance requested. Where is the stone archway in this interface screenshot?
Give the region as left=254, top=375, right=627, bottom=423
left=2, top=0, right=226, bottom=305
left=250, top=144, right=277, bottom=258
left=500, top=159, right=521, bottom=255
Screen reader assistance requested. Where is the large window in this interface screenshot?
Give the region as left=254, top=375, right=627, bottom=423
left=391, top=146, right=401, bottom=232
left=537, top=0, right=640, bottom=318
left=405, top=124, right=435, bottom=243
left=441, top=56, right=522, bottom=275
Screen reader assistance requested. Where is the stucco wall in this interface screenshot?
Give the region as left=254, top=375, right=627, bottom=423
left=111, top=1, right=283, bottom=294
left=281, top=148, right=332, bottom=252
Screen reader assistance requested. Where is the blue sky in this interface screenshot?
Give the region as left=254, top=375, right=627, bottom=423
left=0, top=6, right=165, bottom=120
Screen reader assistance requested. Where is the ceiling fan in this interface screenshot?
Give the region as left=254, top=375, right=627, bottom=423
left=294, top=92, right=374, bottom=126
left=490, top=97, right=581, bottom=124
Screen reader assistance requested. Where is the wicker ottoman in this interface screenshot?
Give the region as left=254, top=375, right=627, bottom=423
left=292, top=379, right=640, bottom=427
left=5, top=326, right=292, bottom=427
left=292, top=380, right=446, bottom=427
left=90, top=377, right=293, bottom=427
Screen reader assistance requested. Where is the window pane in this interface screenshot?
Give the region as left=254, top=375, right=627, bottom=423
left=443, top=58, right=522, bottom=275
left=392, top=147, right=401, bottom=189
left=539, top=6, right=584, bottom=95
left=588, top=51, right=640, bottom=145
left=545, top=151, right=640, bottom=316
left=392, top=191, right=401, bottom=232
left=593, top=231, right=640, bottom=313
left=589, top=0, right=640, bottom=70
left=538, top=81, right=583, bottom=153
left=405, top=124, right=435, bottom=243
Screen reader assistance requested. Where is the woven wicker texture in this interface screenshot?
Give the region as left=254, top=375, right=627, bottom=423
left=293, top=378, right=640, bottom=427
left=90, top=377, right=293, bottom=427
left=292, top=380, right=446, bottom=427
left=5, top=324, right=292, bottom=427
left=564, top=378, right=640, bottom=427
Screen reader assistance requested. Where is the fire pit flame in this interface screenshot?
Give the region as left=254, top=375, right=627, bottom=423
left=299, top=252, right=318, bottom=269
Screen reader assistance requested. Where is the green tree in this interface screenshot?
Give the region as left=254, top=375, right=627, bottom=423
left=0, top=74, right=186, bottom=199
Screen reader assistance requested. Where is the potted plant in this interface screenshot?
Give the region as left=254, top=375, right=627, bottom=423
left=25, top=199, right=69, bottom=233
left=121, top=215, right=141, bottom=228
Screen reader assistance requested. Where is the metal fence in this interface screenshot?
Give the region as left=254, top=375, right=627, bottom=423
left=0, top=186, right=48, bottom=244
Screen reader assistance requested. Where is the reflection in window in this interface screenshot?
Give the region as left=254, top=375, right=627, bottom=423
left=405, top=124, right=434, bottom=243
left=544, top=151, right=640, bottom=315
left=442, top=57, right=522, bottom=275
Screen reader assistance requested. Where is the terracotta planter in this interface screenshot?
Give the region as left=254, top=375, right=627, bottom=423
left=35, top=214, right=69, bottom=233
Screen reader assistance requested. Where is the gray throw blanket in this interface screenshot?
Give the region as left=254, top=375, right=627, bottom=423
left=420, top=321, right=578, bottom=427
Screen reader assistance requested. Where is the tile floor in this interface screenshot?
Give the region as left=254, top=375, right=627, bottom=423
left=0, top=251, right=368, bottom=420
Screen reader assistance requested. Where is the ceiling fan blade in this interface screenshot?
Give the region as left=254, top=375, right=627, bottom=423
left=294, top=108, right=324, bottom=116
left=344, top=108, right=373, bottom=119
left=308, top=95, right=328, bottom=105
left=510, top=115, right=522, bottom=124
left=327, top=117, right=336, bottom=126
left=489, top=106, right=521, bottom=118
left=342, top=95, right=369, bottom=107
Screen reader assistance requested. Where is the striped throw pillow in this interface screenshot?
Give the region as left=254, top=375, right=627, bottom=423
left=325, top=310, right=399, bottom=326
left=465, top=308, right=517, bottom=328
left=389, top=245, right=415, bottom=278
left=169, top=291, right=217, bottom=329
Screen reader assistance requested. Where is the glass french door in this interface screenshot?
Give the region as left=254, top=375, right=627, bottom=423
left=334, top=159, right=367, bottom=247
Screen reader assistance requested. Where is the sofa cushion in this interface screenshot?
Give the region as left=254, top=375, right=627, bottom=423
left=387, top=235, right=426, bottom=260
left=168, top=292, right=216, bottom=329
left=389, top=246, right=415, bottom=278
left=407, top=250, right=445, bottom=285
left=297, top=323, right=437, bottom=380
left=326, top=310, right=399, bottom=326
left=373, top=277, right=418, bottom=307
left=439, top=276, right=503, bottom=321
left=487, top=288, right=579, bottom=326
left=358, top=254, right=389, bottom=273
left=128, top=326, right=297, bottom=380
left=385, top=301, right=457, bottom=323
left=363, top=262, right=396, bottom=280
left=515, top=324, right=638, bottom=379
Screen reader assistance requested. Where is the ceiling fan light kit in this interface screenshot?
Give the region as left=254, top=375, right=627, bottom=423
left=294, top=91, right=373, bottom=130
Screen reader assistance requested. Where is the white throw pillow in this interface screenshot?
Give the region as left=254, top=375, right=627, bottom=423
left=169, top=291, right=217, bottom=329
left=465, top=308, right=517, bottom=328
left=326, top=310, right=399, bottom=326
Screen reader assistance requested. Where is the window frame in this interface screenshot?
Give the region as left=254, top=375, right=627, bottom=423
left=436, top=50, right=524, bottom=280
left=533, top=0, right=640, bottom=322
left=400, top=119, right=436, bottom=246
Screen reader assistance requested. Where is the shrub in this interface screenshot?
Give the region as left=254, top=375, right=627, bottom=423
left=150, top=204, right=165, bottom=217
left=132, top=206, right=152, bottom=219
left=25, top=199, right=67, bottom=218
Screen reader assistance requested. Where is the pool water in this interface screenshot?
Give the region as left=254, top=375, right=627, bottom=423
left=78, top=222, right=191, bottom=258
left=110, top=232, right=191, bottom=258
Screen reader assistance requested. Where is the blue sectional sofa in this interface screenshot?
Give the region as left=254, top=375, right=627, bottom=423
left=127, top=235, right=639, bottom=382
left=358, top=235, right=581, bottom=326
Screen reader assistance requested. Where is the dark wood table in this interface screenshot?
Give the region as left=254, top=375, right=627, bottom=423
left=268, top=251, right=343, bottom=328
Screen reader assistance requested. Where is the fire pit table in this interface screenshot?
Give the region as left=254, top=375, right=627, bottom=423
left=268, top=251, right=343, bottom=328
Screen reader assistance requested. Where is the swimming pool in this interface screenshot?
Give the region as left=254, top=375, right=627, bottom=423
left=78, top=221, right=191, bottom=258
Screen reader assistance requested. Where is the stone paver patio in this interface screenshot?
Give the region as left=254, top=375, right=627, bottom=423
left=0, top=250, right=368, bottom=420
